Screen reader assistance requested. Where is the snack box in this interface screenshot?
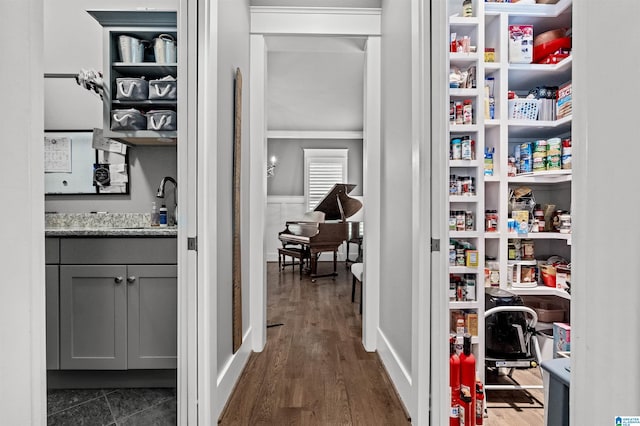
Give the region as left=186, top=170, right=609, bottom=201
left=509, top=25, right=533, bottom=64
left=553, top=322, right=571, bottom=358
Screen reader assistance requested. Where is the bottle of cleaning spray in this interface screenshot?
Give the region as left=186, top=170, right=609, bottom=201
left=159, top=204, right=168, bottom=227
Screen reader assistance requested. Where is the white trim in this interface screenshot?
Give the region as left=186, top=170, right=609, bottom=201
left=215, top=327, right=253, bottom=418
left=250, top=34, right=268, bottom=352
left=376, top=328, right=413, bottom=409
left=250, top=7, right=381, bottom=36
left=251, top=6, right=383, bottom=16
left=429, top=0, right=451, bottom=424
left=267, top=130, right=364, bottom=139
left=410, top=0, right=432, bottom=423
left=196, top=0, right=219, bottom=424
left=362, top=36, right=381, bottom=352
left=267, top=195, right=305, bottom=204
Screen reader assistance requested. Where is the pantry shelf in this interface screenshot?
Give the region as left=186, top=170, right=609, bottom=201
left=450, top=160, right=480, bottom=167
left=484, top=0, right=571, bottom=18
left=450, top=266, right=479, bottom=274
left=450, top=231, right=482, bottom=238
left=450, top=124, right=480, bottom=133
left=450, top=301, right=480, bottom=310
left=509, top=286, right=571, bottom=300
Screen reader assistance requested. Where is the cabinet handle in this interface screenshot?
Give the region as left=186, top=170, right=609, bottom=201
left=114, top=276, right=124, bottom=284
left=127, top=276, right=136, bottom=283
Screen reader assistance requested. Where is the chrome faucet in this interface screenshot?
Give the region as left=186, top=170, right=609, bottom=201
left=156, top=176, right=177, bottom=225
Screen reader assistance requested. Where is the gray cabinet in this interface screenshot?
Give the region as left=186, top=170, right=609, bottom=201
left=46, top=238, right=60, bottom=370
left=60, top=265, right=128, bottom=370
left=55, top=237, right=177, bottom=370
left=88, top=10, right=178, bottom=146
left=127, top=265, right=177, bottom=369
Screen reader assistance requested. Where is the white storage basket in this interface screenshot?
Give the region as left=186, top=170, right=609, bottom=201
left=508, top=99, right=540, bottom=121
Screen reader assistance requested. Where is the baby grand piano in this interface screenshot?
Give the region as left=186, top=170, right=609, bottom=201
left=278, top=183, right=362, bottom=281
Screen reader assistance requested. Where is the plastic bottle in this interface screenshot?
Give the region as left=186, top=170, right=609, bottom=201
left=150, top=201, right=160, bottom=226
left=450, top=338, right=461, bottom=426
left=159, top=204, right=168, bottom=227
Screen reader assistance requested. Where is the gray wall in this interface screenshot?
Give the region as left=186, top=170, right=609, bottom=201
left=217, top=0, right=251, bottom=373
left=379, top=0, right=413, bottom=372
left=267, top=138, right=363, bottom=196
left=45, top=147, right=177, bottom=214
left=43, top=0, right=179, bottom=215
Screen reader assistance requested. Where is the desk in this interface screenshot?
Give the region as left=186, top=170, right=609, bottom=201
left=541, top=357, right=571, bottom=426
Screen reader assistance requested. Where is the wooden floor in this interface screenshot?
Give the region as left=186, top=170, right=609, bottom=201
left=218, top=261, right=411, bottom=425
left=485, top=367, right=545, bottom=426
left=219, top=261, right=544, bottom=425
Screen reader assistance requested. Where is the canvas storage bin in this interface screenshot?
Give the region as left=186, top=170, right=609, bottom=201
left=115, top=77, right=148, bottom=101
left=147, top=110, right=177, bottom=131
left=148, top=76, right=177, bottom=100
left=111, top=108, right=146, bottom=131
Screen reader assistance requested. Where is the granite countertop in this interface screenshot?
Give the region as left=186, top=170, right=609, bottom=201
left=45, top=213, right=178, bottom=237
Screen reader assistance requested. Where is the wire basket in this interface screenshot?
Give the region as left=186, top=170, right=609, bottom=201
left=508, top=99, right=540, bottom=120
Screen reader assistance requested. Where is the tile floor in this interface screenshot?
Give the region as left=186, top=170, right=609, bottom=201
left=47, top=388, right=176, bottom=426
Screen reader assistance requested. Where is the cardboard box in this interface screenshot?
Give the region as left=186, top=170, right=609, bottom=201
left=557, top=81, right=572, bottom=119
left=553, top=322, right=571, bottom=358
left=509, top=25, right=533, bottom=64
left=466, top=313, right=478, bottom=336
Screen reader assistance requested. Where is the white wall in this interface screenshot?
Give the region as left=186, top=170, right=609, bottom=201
left=216, top=0, right=251, bottom=375
left=572, top=1, right=640, bottom=423
left=378, top=0, right=414, bottom=383
left=267, top=50, right=364, bottom=131
left=0, top=0, right=45, bottom=423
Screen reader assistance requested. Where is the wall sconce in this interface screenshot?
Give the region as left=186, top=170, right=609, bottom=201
left=267, top=156, right=277, bottom=178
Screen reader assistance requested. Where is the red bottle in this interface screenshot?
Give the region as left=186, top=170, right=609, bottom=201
left=459, top=333, right=476, bottom=426
left=475, top=380, right=484, bottom=425
left=450, top=338, right=461, bottom=426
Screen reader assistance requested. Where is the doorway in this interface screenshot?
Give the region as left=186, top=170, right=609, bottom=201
left=248, top=7, right=382, bottom=352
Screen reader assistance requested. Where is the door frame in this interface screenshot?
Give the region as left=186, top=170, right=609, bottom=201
left=248, top=6, right=382, bottom=351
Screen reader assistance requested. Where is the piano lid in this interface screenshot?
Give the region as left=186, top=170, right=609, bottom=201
left=313, top=183, right=362, bottom=221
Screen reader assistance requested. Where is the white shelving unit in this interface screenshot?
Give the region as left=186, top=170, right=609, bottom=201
left=445, top=1, right=574, bottom=405
left=447, top=0, right=486, bottom=376
left=483, top=0, right=573, bottom=305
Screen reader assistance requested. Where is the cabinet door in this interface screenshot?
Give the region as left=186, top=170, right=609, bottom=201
left=60, top=265, right=127, bottom=370
left=46, top=265, right=59, bottom=370
left=127, top=265, right=177, bottom=369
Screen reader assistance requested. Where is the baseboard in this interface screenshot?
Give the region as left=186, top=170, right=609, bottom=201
left=377, top=327, right=413, bottom=419
left=47, top=369, right=176, bottom=389
left=215, top=326, right=253, bottom=419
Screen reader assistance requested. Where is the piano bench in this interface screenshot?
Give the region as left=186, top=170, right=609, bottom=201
left=278, top=247, right=306, bottom=279
left=350, top=263, right=364, bottom=314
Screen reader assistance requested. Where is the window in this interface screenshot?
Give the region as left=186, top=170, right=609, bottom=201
left=304, top=149, right=348, bottom=211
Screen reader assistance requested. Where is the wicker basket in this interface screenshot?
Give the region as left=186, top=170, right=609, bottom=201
left=508, top=99, right=540, bottom=120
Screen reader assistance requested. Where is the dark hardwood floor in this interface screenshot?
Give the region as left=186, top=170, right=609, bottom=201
left=218, top=261, right=411, bottom=425
left=219, top=260, right=545, bottom=425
